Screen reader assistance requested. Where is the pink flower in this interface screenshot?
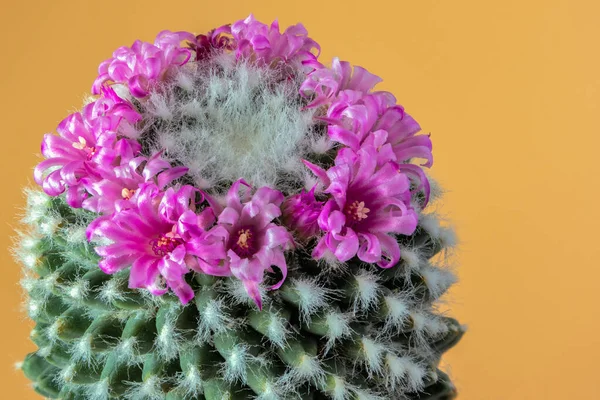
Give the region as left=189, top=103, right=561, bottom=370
left=189, top=25, right=235, bottom=61
left=231, top=14, right=320, bottom=66
left=214, top=180, right=294, bottom=309
left=305, top=145, right=418, bottom=268
left=34, top=102, right=141, bottom=208
left=82, top=152, right=188, bottom=214
left=371, top=105, right=432, bottom=205
left=325, top=90, right=396, bottom=148
left=89, top=184, right=215, bottom=304
left=87, top=86, right=143, bottom=139
left=326, top=90, right=433, bottom=205
left=300, top=58, right=382, bottom=108
left=374, top=106, right=432, bottom=167
left=92, top=30, right=196, bottom=98
left=282, top=187, right=323, bottom=240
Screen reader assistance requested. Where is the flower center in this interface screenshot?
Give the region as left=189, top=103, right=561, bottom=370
left=345, top=200, right=370, bottom=222
left=232, top=227, right=257, bottom=258
left=121, top=188, right=136, bottom=200
left=72, top=136, right=97, bottom=160
left=150, top=229, right=184, bottom=257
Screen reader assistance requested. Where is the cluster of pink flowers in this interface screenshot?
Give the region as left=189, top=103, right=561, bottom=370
left=34, top=15, right=432, bottom=308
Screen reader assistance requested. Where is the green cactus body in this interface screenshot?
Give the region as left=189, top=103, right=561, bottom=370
left=17, top=189, right=462, bottom=399
left=17, top=17, right=463, bottom=399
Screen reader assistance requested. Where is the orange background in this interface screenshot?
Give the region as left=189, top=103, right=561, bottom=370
left=1, top=1, right=598, bottom=399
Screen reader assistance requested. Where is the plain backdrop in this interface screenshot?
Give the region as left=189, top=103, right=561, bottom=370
left=1, top=1, right=598, bottom=399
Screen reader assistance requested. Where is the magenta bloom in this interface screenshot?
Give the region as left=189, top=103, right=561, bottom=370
left=82, top=153, right=188, bottom=214
left=88, top=86, right=143, bottom=139
left=231, top=14, right=319, bottom=65
left=325, top=90, right=433, bottom=205
left=300, top=57, right=383, bottom=108
left=189, top=25, right=235, bottom=61
left=214, top=180, right=294, bottom=309
left=90, top=184, right=205, bottom=304
left=34, top=109, right=141, bottom=208
left=305, top=145, right=418, bottom=268
left=282, top=187, right=323, bottom=240
left=92, top=30, right=196, bottom=98
left=34, top=87, right=142, bottom=208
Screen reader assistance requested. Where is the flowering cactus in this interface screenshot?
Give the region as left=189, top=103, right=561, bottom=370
left=16, top=14, right=463, bottom=399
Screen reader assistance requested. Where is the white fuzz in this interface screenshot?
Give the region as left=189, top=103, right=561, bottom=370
left=41, top=273, right=59, bottom=294
left=315, top=250, right=348, bottom=276
left=254, top=380, right=286, bottom=400
left=327, top=375, right=353, bottom=400
left=323, top=311, right=353, bottom=353
left=18, top=232, right=41, bottom=251
left=265, top=312, right=290, bottom=349
left=20, top=276, right=37, bottom=294
left=357, top=337, right=386, bottom=377
left=112, top=83, right=132, bottom=101
left=30, top=326, right=43, bottom=343
left=310, top=134, right=333, bottom=154
left=36, top=346, right=51, bottom=358
left=410, top=311, right=449, bottom=348
left=427, top=175, right=445, bottom=202
left=59, top=363, right=77, bottom=383
left=67, top=279, right=89, bottom=302
left=22, top=254, right=40, bottom=270
left=382, top=293, right=412, bottom=332
left=125, top=375, right=166, bottom=400
left=99, top=279, right=126, bottom=303
left=303, top=171, right=321, bottom=191
left=39, top=216, right=62, bottom=236
left=196, top=298, right=231, bottom=341
left=223, top=279, right=268, bottom=307
left=351, top=387, right=385, bottom=400
left=27, top=299, right=42, bottom=319
left=291, top=278, right=331, bottom=321
left=175, top=366, right=204, bottom=398
left=400, top=248, right=422, bottom=271
left=71, top=334, right=93, bottom=364
left=384, top=354, right=427, bottom=392
left=280, top=355, right=326, bottom=387
left=141, top=53, right=318, bottom=192
left=84, top=379, right=111, bottom=400
left=418, top=213, right=441, bottom=240
left=146, top=92, right=174, bottom=120
left=47, top=319, right=62, bottom=343
left=352, top=270, right=381, bottom=312
left=116, top=338, right=143, bottom=366
left=175, top=71, right=195, bottom=92
left=222, top=344, right=254, bottom=383
left=23, top=188, right=52, bottom=225
left=418, top=213, right=457, bottom=249
left=420, top=264, right=457, bottom=299
left=156, top=312, right=183, bottom=361
left=64, top=225, right=88, bottom=244
left=439, top=225, right=457, bottom=249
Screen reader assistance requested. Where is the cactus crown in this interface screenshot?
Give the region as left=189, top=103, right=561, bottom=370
left=17, top=14, right=463, bottom=400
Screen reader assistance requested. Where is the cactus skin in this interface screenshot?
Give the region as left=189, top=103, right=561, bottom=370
left=16, top=187, right=462, bottom=400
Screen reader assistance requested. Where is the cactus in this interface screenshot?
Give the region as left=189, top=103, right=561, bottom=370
left=15, top=15, right=463, bottom=399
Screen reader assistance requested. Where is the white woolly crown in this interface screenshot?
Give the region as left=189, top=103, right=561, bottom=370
left=138, top=53, right=321, bottom=192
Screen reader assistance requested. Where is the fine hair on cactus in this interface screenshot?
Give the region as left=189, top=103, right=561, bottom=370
left=15, top=14, right=464, bottom=400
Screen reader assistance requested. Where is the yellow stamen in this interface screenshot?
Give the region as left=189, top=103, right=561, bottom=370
left=121, top=188, right=136, bottom=200
left=237, top=229, right=252, bottom=250
left=72, top=136, right=87, bottom=150
left=347, top=200, right=370, bottom=221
